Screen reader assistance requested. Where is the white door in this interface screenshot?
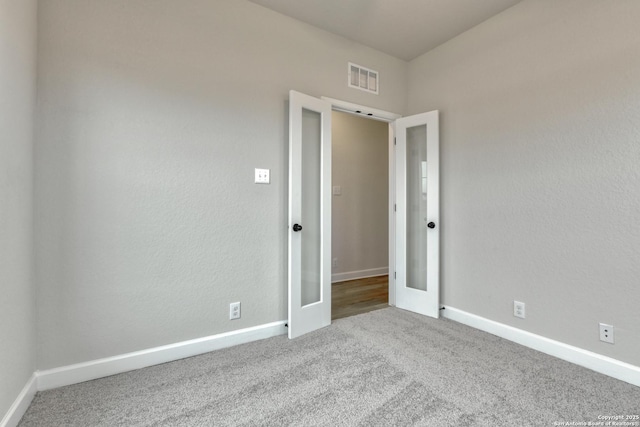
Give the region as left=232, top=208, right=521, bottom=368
left=288, top=90, right=332, bottom=339
left=395, top=111, right=440, bottom=317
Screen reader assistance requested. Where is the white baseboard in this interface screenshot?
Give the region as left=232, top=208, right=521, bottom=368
left=332, top=267, right=388, bottom=283
left=441, top=306, right=640, bottom=388
left=0, top=373, right=37, bottom=427
left=37, top=320, right=287, bottom=391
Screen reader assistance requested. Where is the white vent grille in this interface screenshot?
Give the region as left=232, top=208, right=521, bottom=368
left=348, top=62, right=378, bottom=94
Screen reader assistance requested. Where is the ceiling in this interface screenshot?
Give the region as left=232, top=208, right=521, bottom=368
left=249, top=0, right=522, bottom=61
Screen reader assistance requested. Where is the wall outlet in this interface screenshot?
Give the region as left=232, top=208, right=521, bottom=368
left=332, top=258, right=338, bottom=268
left=599, top=323, right=614, bottom=344
left=229, top=302, right=241, bottom=320
left=513, top=301, right=525, bottom=319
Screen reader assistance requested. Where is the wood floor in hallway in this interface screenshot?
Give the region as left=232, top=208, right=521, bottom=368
left=331, top=275, right=389, bottom=320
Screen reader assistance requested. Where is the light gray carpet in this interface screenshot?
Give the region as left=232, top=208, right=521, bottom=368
left=19, top=308, right=640, bottom=426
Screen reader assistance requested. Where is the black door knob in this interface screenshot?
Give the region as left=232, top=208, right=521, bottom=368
left=427, top=222, right=436, bottom=229
left=293, top=224, right=303, bottom=232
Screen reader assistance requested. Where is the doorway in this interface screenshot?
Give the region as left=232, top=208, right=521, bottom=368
left=330, top=110, right=390, bottom=320
left=287, top=91, right=439, bottom=338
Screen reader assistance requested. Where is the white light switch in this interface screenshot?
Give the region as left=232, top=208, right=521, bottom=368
left=332, top=185, right=341, bottom=195
left=255, top=168, right=270, bottom=184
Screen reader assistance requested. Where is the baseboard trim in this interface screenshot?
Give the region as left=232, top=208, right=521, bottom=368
left=37, top=320, right=287, bottom=391
left=0, top=373, right=37, bottom=427
left=441, top=306, right=640, bottom=388
left=332, top=267, right=388, bottom=283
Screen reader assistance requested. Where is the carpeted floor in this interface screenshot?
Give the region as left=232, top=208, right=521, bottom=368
left=19, top=308, right=640, bottom=426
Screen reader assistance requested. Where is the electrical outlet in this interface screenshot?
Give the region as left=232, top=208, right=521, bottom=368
left=599, top=323, right=614, bottom=344
left=513, top=301, right=525, bottom=319
left=332, top=258, right=338, bottom=268
left=229, top=302, right=241, bottom=320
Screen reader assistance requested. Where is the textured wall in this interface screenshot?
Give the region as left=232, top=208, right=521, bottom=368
left=0, top=0, right=37, bottom=416
left=331, top=111, right=389, bottom=277
left=408, top=0, right=640, bottom=366
left=35, top=0, right=407, bottom=369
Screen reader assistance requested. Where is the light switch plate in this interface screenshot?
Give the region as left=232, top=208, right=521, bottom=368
left=255, top=168, right=270, bottom=184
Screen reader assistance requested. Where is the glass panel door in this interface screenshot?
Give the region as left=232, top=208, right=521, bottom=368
left=288, top=91, right=332, bottom=338
left=395, top=111, right=439, bottom=318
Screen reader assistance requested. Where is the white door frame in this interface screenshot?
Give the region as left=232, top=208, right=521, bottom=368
left=320, top=97, right=400, bottom=306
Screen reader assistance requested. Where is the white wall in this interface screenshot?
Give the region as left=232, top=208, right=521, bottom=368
left=331, top=111, right=388, bottom=279
left=408, top=0, right=640, bottom=366
left=0, top=0, right=37, bottom=417
left=35, top=0, right=407, bottom=370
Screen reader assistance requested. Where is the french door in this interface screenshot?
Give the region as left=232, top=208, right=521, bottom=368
left=394, top=111, right=440, bottom=317
left=288, top=91, right=439, bottom=338
left=287, top=91, right=332, bottom=339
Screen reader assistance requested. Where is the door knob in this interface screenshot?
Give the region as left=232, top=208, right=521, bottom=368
left=293, top=224, right=303, bottom=232
left=427, top=222, right=436, bottom=229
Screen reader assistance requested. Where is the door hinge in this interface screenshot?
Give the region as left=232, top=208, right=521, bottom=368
left=394, top=137, right=396, bottom=146
left=394, top=204, right=396, bottom=212
left=394, top=272, right=396, bottom=279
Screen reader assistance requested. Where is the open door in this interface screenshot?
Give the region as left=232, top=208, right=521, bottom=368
left=395, top=111, right=440, bottom=317
left=288, top=90, right=332, bottom=339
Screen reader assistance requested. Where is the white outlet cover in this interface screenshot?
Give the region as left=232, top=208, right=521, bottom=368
left=599, top=323, right=614, bottom=344
left=255, top=168, right=270, bottom=184
left=513, top=301, right=525, bottom=319
left=229, top=302, right=241, bottom=320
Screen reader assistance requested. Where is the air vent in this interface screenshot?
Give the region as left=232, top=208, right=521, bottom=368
left=348, top=62, right=378, bottom=94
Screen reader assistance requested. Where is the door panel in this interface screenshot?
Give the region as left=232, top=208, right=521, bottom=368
left=395, top=111, right=439, bottom=317
left=288, top=91, right=332, bottom=338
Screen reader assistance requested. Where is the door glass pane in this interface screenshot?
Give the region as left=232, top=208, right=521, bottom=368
left=301, top=108, right=322, bottom=306
left=406, top=124, right=428, bottom=291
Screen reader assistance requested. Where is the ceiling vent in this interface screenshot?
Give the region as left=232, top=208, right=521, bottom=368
left=348, top=62, right=378, bottom=94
